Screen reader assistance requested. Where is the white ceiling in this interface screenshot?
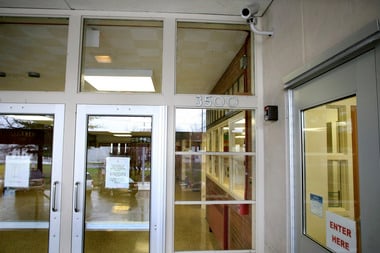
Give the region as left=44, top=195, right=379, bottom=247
left=0, top=0, right=272, bottom=16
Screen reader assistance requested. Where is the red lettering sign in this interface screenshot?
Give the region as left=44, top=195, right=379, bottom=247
left=332, top=235, right=350, bottom=250
left=326, top=211, right=356, bottom=252
left=329, top=221, right=352, bottom=237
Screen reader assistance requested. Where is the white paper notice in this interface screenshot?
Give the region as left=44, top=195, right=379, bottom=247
left=105, top=157, right=130, bottom=189
left=310, top=193, right=323, bottom=218
left=4, top=156, right=31, bottom=188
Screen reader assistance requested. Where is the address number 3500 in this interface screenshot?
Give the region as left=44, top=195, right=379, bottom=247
left=195, top=95, right=239, bottom=107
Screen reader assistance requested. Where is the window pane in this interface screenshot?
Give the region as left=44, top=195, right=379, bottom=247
left=175, top=109, right=255, bottom=200
left=302, top=96, right=360, bottom=252
left=0, top=230, right=48, bottom=252
left=175, top=108, right=255, bottom=251
left=0, top=114, right=55, bottom=251
left=176, top=22, right=252, bottom=95
left=174, top=204, right=255, bottom=251
left=0, top=17, right=68, bottom=91
left=85, top=231, right=149, bottom=252
left=175, top=154, right=254, bottom=201
left=84, top=115, right=152, bottom=252
left=81, top=19, right=163, bottom=93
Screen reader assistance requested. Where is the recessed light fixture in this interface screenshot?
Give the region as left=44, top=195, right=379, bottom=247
left=8, top=115, right=53, bottom=121
left=83, top=69, right=155, bottom=92
left=113, top=134, right=132, bottom=137
left=95, top=55, right=112, bottom=63
left=110, top=130, right=132, bottom=137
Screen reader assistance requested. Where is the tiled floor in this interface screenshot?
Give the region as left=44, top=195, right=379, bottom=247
left=0, top=182, right=220, bottom=252
left=175, top=204, right=220, bottom=251
left=174, top=180, right=220, bottom=251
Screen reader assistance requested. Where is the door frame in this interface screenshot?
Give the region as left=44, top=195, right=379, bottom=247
left=0, top=103, right=64, bottom=252
left=71, top=104, right=166, bottom=253
left=286, top=21, right=380, bottom=253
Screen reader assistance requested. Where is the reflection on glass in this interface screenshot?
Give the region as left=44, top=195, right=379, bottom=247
left=175, top=109, right=255, bottom=199
left=84, top=115, right=152, bottom=253
left=303, top=96, right=360, bottom=252
left=81, top=19, right=163, bottom=93
left=0, top=114, right=54, bottom=251
left=0, top=230, right=48, bottom=252
left=210, top=155, right=219, bottom=179
left=0, top=17, right=68, bottom=91
left=222, top=157, right=230, bottom=188
left=175, top=205, right=219, bottom=251
left=232, top=156, right=246, bottom=195
left=174, top=204, right=253, bottom=251
left=176, top=22, right=252, bottom=95
left=175, top=108, right=255, bottom=250
left=85, top=231, right=149, bottom=252
left=230, top=116, right=246, bottom=152
left=175, top=154, right=254, bottom=201
left=175, top=154, right=202, bottom=201
left=205, top=155, right=254, bottom=201
left=212, top=129, right=219, bottom=152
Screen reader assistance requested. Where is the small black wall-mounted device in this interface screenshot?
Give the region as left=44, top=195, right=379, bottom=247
left=264, top=105, right=278, bottom=121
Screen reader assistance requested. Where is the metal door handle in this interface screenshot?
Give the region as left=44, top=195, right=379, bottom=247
left=74, top=182, right=80, bottom=212
left=52, top=181, right=59, bottom=212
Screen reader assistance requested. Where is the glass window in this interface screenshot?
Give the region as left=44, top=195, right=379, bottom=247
left=175, top=204, right=255, bottom=250
left=0, top=113, right=55, bottom=251
left=0, top=17, right=68, bottom=91
left=175, top=108, right=255, bottom=251
left=176, top=22, right=252, bottom=95
left=302, top=96, right=360, bottom=252
left=80, top=19, right=163, bottom=93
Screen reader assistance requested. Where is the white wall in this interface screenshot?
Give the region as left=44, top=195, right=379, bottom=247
left=260, top=0, right=380, bottom=252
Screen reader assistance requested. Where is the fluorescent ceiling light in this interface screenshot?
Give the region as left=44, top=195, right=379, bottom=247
left=108, top=131, right=131, bottom=134
left=9, top=115, right=53, bottom=121
left=95, top=55, right=112, bottom=63
left=84, top=69, right=155, bottom=92
left=113, top=134, right=132, bottom=137
left=109, top=131, right=132, bottom=137
left=232, top=127, right=244, bottom=133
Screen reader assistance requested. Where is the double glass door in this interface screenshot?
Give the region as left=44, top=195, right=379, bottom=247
left=0, top=104, right=165, bottom=253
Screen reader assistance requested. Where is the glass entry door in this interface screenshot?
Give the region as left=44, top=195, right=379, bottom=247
left=291, top=49, right=379, bottom=252
left=0, top=103, right=64, bottom=252
left=72, top=105, right=166, bottom=253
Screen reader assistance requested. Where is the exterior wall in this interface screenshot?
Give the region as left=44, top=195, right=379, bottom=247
left=260, top=0, right=380, bottom=252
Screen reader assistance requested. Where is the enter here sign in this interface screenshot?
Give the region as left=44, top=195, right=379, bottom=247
left=326, top=211, right=357, bottom=253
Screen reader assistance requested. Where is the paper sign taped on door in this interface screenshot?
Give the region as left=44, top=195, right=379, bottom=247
left=105, top=157, right=130, bottom=189
left=4, top=155, right=31, bottom=188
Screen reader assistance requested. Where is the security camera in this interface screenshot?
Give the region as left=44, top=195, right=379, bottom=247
left=241, top=4, right=274, bottom=37
left=240, top=4, right=259, bottom=20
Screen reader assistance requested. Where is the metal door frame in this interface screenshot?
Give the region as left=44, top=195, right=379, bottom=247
left=286, top=20, right=380, bottom=253
left=71, top=104, right=167, bottom=253
left=0, top=103, right=64, bottom=253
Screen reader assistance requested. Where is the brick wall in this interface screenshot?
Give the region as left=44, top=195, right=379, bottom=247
left=206, top=177, right=252, bottom=249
